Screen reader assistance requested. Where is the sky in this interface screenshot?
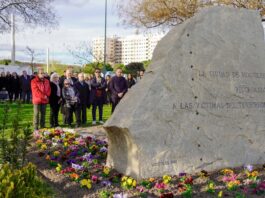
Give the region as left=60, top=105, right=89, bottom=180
left=0, top=1, right=264, bottom=65
left=0, top=0, right=140, bottom=65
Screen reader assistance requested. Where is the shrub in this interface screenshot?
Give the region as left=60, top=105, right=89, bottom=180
left=0, top=163, right=54, bottom=198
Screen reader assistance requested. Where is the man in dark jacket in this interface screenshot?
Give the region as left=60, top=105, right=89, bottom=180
left=90, top=68, right=106, bottom=125
left=10, top=72, right=20, bottom=102
left=74, top=73, right=90, bottom=125
left=5, top=72, right=12, bottom=102
left=20, top=70, right=31, bottom=103
left=49, top=73, right=62, bottom=127
left=109, top=68, right=128, bottom=113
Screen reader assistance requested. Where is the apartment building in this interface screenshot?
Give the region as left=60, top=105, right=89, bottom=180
left=92, top=34, right=164, bottom=65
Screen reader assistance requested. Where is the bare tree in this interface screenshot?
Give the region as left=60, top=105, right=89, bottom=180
left=0, top=0, right=58, bottom=32
left=25, top=46, right=41, bottom=73
left=67, top=41, right=103, bottom=66
left=117, top=0, right=265, bottom=28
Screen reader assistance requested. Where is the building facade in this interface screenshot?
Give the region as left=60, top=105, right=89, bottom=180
left=92, top=34, right=164, bottom=65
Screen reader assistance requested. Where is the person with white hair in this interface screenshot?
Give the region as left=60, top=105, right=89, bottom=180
left=49, top=73, right=62, bottom=127
left=62, top=78, right=80, bottom=127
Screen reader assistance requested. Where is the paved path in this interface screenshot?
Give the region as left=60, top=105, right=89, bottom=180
left=75, top=125, right=107, bottom=140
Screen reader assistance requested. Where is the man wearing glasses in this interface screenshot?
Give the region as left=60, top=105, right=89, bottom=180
left=90, top=68, right=107, bottom=125
left=31, top=68, right=51, bottom=130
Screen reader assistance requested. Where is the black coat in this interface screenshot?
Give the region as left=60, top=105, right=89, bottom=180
left=11, top=76, right=20, bottom=92
left=127, top=79, right=136, bottom=88
left=109, top=76, right=128, bottom=104
left=90, top=77, right=107, bottom=104
left=49, top=82, right=61, bottom=107
left=74, top=81, right=90, bottom=106
left=5, top=75, right=12, bottom=91
left=0, top=77, right=6, bottom=91
left=20, top=75, right=31, bottom=92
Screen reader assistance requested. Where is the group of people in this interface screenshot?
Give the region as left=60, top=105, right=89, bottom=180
left=1, top=67, right=144, bottom=130
left=0, top=71, right=32, bottom=103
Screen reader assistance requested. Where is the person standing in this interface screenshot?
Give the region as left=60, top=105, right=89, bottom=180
left=0, top=72, right=8, bottom=100
left=74, top=73, right=90, bottom=125
left=20, top=71, right=31, bottom=103
left=31, top=68, right=51, bottom=130
left=105, top=75, right=112, bottom=105
left=49, top=73, right=62, bottom=128
left=84, top=73, right=92, bottom=91
left=59, top=68, right=77, bottom=87
left=127, top=73, right=136, bottom=88
left=0, top=72, right=6, bottom=92
left=62, top=79, right=80, bottom=127
left=59, top=68, right=77, bottom=124
left=5, top=72, right=12, bottom=102
left=109, top=68, right=128, bottom=113
left=136, top=70, right=145, bottom=82
left=90, top=68, right=106, bottom=125
left=11, top=72, right=20, bottom=101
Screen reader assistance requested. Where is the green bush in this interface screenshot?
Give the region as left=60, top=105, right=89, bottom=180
left=0, top=102, right=32, bottom=168
left=0, top=163, right=54, bottom=198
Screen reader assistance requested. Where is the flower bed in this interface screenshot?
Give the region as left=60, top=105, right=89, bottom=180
left=33, top=128, right=265, bottom=198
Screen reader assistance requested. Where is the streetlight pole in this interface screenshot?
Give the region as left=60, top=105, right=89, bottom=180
left=103, top=0, right=107, bottom=74
left=11, top=14, right=16, bottom=65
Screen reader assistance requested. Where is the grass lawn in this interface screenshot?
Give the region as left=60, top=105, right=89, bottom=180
left=0, top=102, right=112, bottom=135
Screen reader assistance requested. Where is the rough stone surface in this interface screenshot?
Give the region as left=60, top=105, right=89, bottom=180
left=104, top=7, right=265, bottom=180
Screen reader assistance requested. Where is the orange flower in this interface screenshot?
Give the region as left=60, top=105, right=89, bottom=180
left=221, top=169, right=234, bottom=175
left=70, top=173, right=79, bottom=180
left=45, top=155, right=50, bottom=160
left=149, top=178, right=155, bottom=182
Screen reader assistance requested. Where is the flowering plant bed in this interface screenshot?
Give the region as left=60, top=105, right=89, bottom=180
left=31, top=128, right=265, bottom=198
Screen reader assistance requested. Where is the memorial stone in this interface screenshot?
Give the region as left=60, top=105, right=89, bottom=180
left=104, top=6, right=265, bottom=180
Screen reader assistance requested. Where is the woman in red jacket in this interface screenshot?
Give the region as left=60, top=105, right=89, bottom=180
left=31, top=68, right=51, bottom=130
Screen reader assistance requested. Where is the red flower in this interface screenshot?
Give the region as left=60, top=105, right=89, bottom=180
left=184, top=176, right=193, bottom=185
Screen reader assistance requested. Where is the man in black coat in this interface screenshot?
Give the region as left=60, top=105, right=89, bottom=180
left=74, top=73, right=90, bottom=125
left=109, top=68, right=128, bottom=113
left=10, top=72, right=20, bottom=102
left=59, top=69, right=77, bottom=88
left=5, top=72, right=12, bottom=102
left=90, top=68, right=107, bottom=125
left=20, top=71, right=31, bottom=103
left=49, top=73, right=62, bottom=127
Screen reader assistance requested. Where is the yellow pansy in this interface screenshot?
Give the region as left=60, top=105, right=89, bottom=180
left=56, top=164, right=62, bottom=172
left=53, top=151, right=60, bottom=157
left=132, top=179, right=137, bottom=187
left=121, top=176, right=128, bottom=182
left=103, top=166, right=110, bottom=175
left=127, top=178, right=133, bottom=186
left=80, top=179, right=92, bottom=189
left=251, top=171, right=259, bottom=177
left=163, top=175, right=172, bottom=184
left=41, top=144, right=47, bottom=150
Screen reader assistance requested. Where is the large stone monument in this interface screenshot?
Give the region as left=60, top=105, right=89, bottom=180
left=104, top=6, right=265, bottom=180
